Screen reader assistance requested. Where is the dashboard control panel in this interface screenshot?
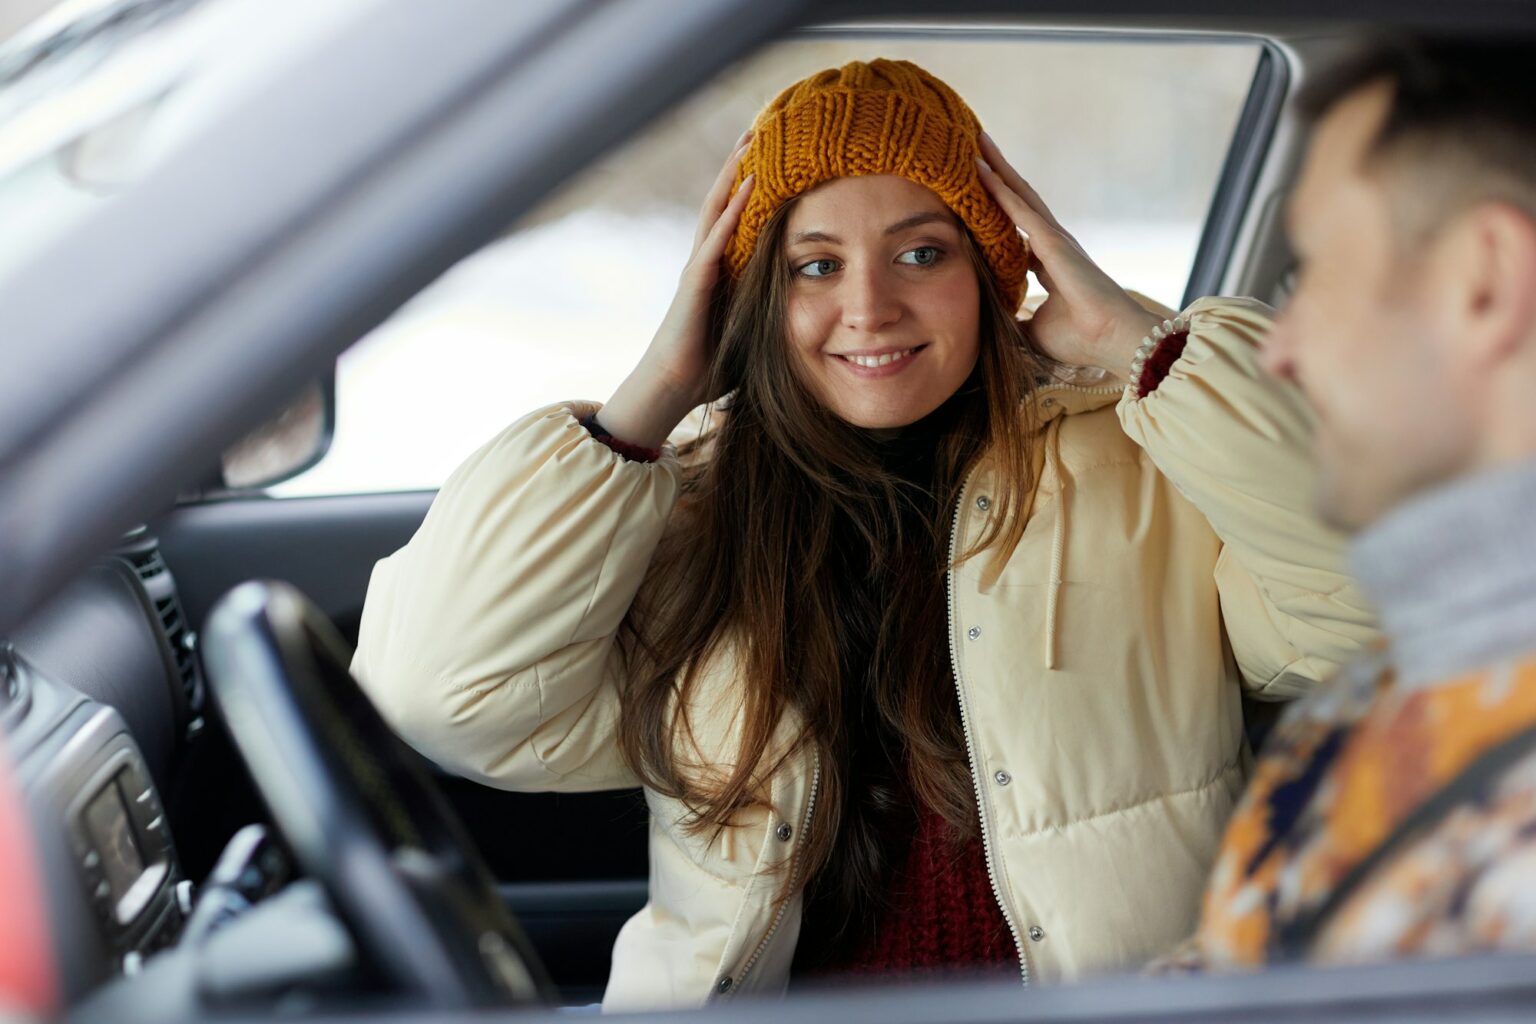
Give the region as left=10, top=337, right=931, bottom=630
left=69, top=740, right=176, bottom=948
left=46, top=703, right=184, bottom=971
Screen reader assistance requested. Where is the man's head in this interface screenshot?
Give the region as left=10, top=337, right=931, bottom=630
left=1264, top=40, right=1536, bottom=530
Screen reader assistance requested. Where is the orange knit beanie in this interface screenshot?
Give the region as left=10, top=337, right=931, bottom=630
left=724, top=58, right=1028, bottom=308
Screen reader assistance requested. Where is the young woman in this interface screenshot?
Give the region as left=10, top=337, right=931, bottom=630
left=352, top=60, right=1377, bottom=1010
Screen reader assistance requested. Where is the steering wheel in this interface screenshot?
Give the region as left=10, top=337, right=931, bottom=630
left=201, top=580, right=554, bottom=1008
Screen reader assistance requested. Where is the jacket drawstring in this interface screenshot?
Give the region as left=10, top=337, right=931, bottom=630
left=1044, top=415, right=1067, bottom=671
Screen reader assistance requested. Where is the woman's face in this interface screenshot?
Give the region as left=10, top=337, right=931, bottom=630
left=781, top=175, right=982, bottom=430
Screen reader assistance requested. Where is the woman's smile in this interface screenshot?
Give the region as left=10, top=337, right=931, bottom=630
left=831, top=343, right=929, bottom=376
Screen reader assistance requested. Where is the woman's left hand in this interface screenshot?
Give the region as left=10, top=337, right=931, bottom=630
left=975, top=133, right=1160, bottom=383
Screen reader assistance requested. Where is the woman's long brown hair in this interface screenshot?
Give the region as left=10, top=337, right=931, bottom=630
left=618, top=197, right=1052, bottom=938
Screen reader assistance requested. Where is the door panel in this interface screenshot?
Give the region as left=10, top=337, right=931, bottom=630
left=155, top=491, right=433, bottom=646
left=501, top=880, right=649, bottom=1006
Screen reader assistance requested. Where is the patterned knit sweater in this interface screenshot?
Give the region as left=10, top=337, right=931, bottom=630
left=1157, top=459, right=1536, bottom=970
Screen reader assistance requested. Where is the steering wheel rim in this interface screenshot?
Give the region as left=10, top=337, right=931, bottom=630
left=202, top=579, right=554, bottom=1008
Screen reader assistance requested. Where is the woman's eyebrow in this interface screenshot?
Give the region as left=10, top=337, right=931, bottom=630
left=788, top=211, right=957, bottom=246
left=883, top=211, right=956, bottom=236
left=789, top=228, right=841, bottom=245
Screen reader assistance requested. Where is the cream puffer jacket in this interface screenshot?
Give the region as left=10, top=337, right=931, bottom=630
left=351, top=296, right=1378, bottom=1012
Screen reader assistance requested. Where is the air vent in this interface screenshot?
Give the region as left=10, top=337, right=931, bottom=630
left=115, top=530, right=204, bottom=723
left=155, top=595, right=199, bottom=703
left=123, top=546, right=168, bottom=581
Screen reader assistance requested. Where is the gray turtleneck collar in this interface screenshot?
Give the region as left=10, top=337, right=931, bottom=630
left=1351, top=458, right=1536, bottom=690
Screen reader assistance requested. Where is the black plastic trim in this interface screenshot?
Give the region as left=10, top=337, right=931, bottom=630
left=1181, top=40, right=1289, bottom=308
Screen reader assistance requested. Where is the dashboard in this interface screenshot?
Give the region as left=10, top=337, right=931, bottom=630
left=3, top=531, right=347, bottom=1021
left=3, top=537, right=197, bottom=1000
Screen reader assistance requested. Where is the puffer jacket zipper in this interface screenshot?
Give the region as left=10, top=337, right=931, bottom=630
left=947, top=468, right=1030, bottom=986
left=723, top=756, right=821, bottom=996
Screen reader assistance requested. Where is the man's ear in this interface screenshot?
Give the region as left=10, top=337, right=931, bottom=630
left=1430, top=202, right=1536, bottom=370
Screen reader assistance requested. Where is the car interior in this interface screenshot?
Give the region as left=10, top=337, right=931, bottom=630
left=3, top=1, right=1535, bottom=1022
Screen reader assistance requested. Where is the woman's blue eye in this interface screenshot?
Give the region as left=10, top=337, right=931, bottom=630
left=797, top=258, right=840, bottom=278
left=899, top=246, right=942, bottom=267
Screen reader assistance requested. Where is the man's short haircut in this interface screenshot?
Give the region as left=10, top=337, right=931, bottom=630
left=1295, top=37, right=1536, bottom=233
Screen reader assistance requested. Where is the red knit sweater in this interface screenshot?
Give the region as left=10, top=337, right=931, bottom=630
left=803, top=803, right=1018, bottom=982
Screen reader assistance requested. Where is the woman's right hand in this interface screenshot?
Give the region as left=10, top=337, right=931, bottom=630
left=595, top=132, right=756, bottom=449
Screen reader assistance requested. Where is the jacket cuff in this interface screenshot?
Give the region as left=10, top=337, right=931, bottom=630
left=1127, top=314, right=1194, bottom=399
left=580, top=413, right=662, bottom=463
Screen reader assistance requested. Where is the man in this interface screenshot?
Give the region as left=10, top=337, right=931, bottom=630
left=1167, top=37, right=1536, bottom=968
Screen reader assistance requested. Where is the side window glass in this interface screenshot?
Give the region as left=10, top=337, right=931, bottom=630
left=269, top=35, right=1261, bottom=498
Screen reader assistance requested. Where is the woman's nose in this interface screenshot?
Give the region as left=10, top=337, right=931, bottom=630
left=840, top=264, right=902, bottom=333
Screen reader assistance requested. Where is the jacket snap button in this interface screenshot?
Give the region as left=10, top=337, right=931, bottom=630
left=716, top=976, right=733, bottom=993
left=1028, top=926, right=1046, bottom=942
left=975, top=495, right=991, bottom=512
left=967, top=626, right=981, bottom=641
left=775, top=823, right=793, bottom=842
left=993, top=770, right=1011, bottom=786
